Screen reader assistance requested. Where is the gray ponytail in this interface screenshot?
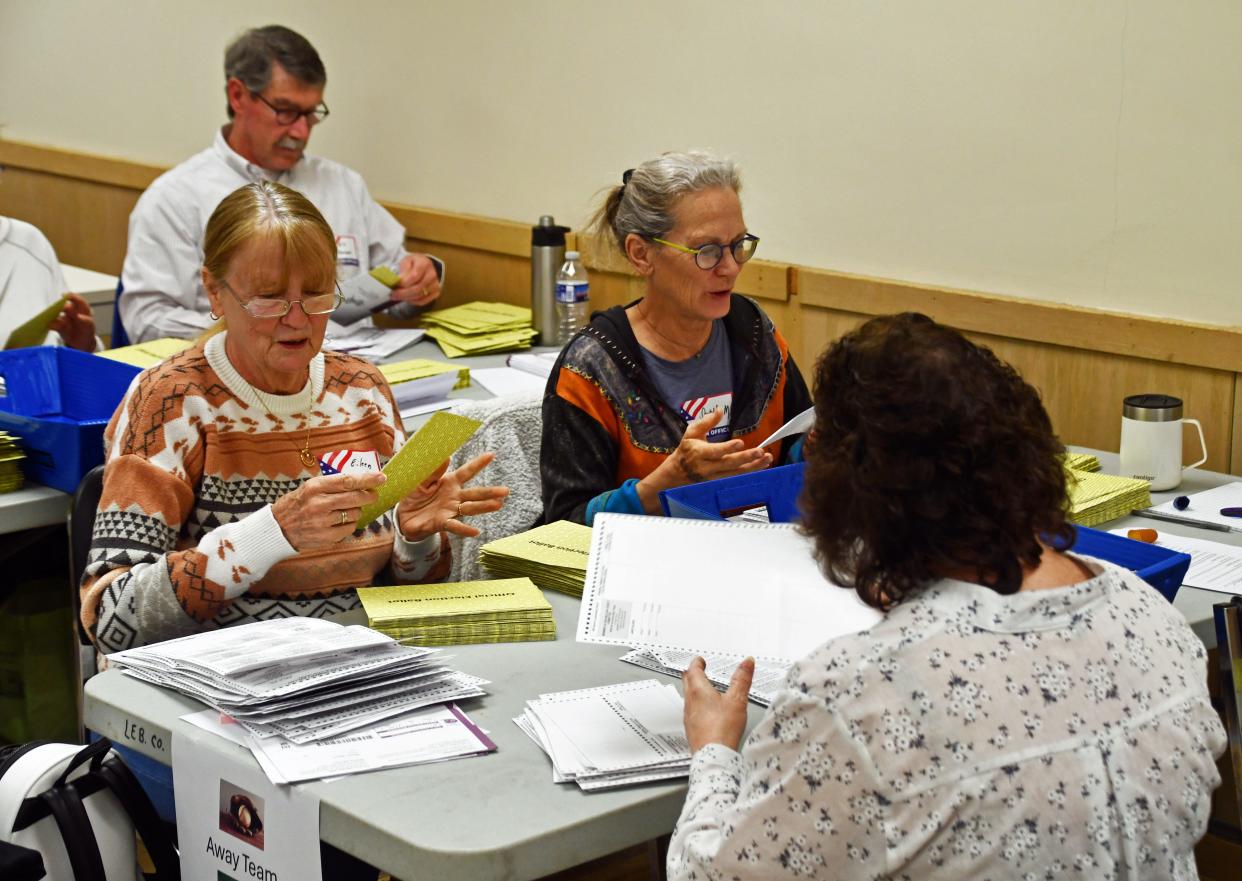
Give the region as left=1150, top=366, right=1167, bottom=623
left=587, top=150, right=741, bottom=255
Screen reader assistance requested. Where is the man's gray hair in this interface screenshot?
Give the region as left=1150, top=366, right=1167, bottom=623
left=224, top=25, right=326, bottom=118
left=588, top=151, right=742, bottom=255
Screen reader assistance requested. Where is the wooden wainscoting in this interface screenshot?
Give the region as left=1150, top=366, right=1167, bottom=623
left=4, top=137, right=1242, bottom=473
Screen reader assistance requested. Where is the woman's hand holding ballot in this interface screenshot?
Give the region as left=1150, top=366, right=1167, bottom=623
left=682, top=656, right=755, bottom=753
left=271, top=472, right=387, bottom=549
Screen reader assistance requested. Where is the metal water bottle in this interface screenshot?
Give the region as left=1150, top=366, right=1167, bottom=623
left=531, top=216, right=570, bottom=345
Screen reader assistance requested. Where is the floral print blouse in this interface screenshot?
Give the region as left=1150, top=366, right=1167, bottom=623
left=669, top=559, right=1226, bottom=880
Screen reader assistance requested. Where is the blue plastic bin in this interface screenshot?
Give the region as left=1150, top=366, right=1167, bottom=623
left=0, top=347, right=140, bottom=492
left=660, top=462, right=805, bottom=523
left=1067, top=525, right=1190, bottom=602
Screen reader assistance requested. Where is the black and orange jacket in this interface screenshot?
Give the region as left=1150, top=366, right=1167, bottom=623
left=539, top=294, right=812, bottom=524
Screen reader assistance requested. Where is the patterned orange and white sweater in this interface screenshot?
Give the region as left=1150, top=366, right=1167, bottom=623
left=82, top=332, right=448, bottom=653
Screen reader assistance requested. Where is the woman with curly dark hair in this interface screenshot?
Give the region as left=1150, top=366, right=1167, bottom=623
left=669, top=313, right=1224, bottom=880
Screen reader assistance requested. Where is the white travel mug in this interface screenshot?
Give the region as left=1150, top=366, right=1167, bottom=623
left=1118, top=394, right=1207, bottom=491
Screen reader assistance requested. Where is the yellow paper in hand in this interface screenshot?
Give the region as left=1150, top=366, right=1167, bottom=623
left=4, top=296, right=68, bottom=349
left=356, top=411, right=483, bottom=529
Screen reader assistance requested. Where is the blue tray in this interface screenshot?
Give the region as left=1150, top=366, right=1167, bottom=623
left=660, top=462, right=805, bottom=523
left=0, top=347, right=140, bottom=492
left=1068, top=525, right=1190, bottom=602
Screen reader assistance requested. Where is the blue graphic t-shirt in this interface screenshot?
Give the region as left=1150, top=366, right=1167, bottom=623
left=639, top=320, right=734, bottom=441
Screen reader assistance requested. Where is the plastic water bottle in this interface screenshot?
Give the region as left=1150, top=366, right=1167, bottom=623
left=555, top=251, right=589, bottom=345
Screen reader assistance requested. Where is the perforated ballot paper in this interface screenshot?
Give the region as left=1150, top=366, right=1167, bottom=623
left=356, top=411, right=482, bottom=529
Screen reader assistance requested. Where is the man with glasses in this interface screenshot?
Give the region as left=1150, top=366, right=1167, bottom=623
left=120, top=25, right=443, bottom=343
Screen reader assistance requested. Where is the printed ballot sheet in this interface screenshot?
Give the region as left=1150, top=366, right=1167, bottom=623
left=1110, top=528, right=1242, bottom=595
left=578, top=514, right=882, bottom=666
left=515, top=679, right=691, bottom=789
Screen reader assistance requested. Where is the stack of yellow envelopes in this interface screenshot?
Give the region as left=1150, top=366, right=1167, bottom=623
left=421, top=301, right=537, bottom=357
left=1065, top=467, right=1150, bottom=527
left=358, top=578, right=555, bottom=645
left=1063, top=452, right=1101, bottom=473
left=479, top=520, right=592, bottom=597
left=378, top=358, right=470, bottom=408
left=0, top=432, right=24, bottom=493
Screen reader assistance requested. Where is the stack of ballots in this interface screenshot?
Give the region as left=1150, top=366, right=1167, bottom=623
left=107, top=617, right=487, bottom=745
left=358, top=578, right=555, bottom=645
left=378, top=357, right=470, bottom=409
left=479, top=520, right=593, bottom=597
left=421, top=301, right=537, bottom=357
left=0, top=431, right=24, bottom=493
left=514, top=679, right=691, bottom=791
left=1064, top=456, right=1150, bottom=527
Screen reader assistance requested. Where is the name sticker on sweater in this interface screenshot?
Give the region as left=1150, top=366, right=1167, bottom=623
left=682, top=392, right=733, bottom=440
left=318, top=449, right=381, bottom=476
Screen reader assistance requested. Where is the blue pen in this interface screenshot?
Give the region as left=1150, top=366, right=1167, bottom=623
left=1220, top=507, right=1242, bottom=518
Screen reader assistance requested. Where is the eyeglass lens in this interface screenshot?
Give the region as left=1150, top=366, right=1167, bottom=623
left=694, top=237, right=759, bottom=270
left=245, top=292, right=339, bottom=318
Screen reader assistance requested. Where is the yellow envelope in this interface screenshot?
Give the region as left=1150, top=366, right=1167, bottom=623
left=97, top=337, right=193, bottom=368
left=356, top=410, right=483, bottom=529
left=379, top=358, right=470, bottom=389
left=4, top=296, right=68, bottom=349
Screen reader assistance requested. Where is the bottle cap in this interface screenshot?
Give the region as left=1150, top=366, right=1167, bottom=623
left=565, top=251, right=580, bottom=260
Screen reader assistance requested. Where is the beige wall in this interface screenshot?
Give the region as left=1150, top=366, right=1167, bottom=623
left=1, top=1, right=1239, bottom=324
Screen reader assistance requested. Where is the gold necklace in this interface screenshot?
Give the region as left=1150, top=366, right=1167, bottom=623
left=253, top=387, right=316, bottom=468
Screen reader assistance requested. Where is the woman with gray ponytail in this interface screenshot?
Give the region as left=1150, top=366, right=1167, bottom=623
left=539, top=151, right=811, bottom=525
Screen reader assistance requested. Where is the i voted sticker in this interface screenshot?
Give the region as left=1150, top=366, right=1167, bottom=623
left=318, top=449, right=381, bottom=476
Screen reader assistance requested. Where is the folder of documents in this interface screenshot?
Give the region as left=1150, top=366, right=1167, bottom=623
left=359, top=577, right=556, bottom=645
left=479, top=520, right=593, bottom=596
left=514, top=679, right=691, bottom=790
left=578, top=514, right=882, bottom=666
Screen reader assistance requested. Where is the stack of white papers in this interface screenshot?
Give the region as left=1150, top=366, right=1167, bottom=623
left=507, top=351, right=559, bottom=379
left=470, top=367, right=546, bottom=397
left=514, top=679, right=690, bottom=791
left=324, top=321, right=425, bottom=360
left=109, top=618, right=490, bottom=781
left=183, top=702, right=496, bottom=785
left=619, top=649, right=789, bottom=707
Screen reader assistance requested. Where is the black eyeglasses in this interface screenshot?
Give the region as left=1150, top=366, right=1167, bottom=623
left=650, top=234, right=760, bottom=270
left=219, top=279, right=343, bottom=319
left=250, top=91, right=330, bottom=126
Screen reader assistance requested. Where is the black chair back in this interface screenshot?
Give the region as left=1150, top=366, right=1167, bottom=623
left=1213, top=596, right=1242, bottom=827
left=68, top=464, right=105, bottom=602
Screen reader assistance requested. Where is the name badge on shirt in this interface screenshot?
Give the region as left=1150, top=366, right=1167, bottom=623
left=336, top=235, right=361, bottom=277
left=318, top=449, right=381, bottom=476
left=682, top=393, right=733, bottom=441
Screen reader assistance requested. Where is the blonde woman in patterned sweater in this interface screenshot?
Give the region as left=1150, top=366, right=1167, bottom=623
left=81, top=181, right=507, bottom=653
left=672, top=313, right=1225, bottom=880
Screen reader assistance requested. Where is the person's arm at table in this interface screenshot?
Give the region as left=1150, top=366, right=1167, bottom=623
left=670, top=655, right=884, bottom=880
left=119, top=186, right=213, bottom=342
left=357, top=186, right=443, bottom=316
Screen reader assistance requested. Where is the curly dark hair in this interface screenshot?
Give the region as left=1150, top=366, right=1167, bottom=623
left=801, top=312, right=1073, bottom=609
